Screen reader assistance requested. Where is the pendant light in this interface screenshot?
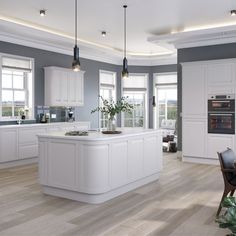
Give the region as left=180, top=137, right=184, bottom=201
left=72, top=0, right=81, bottom=72
left=122, top=5, right=129, bottom=79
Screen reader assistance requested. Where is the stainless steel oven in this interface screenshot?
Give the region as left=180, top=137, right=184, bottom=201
left=208, top=113, right=235, bottom=134
left=208, top=94, right=235, bottom=134
left=208, top=94, right=235, bottom=112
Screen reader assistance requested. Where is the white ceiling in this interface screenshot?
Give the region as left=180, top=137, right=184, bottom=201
left=1, top=0, right=236, bottom=65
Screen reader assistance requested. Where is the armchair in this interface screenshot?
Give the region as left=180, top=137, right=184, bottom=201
left=216, top=148, right=236, bottom=216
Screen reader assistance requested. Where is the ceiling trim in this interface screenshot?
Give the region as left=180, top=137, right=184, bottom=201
left=148, top=24, right=236, bottom=49
left=0, top=28, right=177, bottom=66
left=0, top=15, right=176, bottom=65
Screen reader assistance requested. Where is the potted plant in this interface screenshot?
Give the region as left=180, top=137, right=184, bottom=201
left=216, top=196, right=236, bottom=236
left=91, top=96, right=133, bottom=131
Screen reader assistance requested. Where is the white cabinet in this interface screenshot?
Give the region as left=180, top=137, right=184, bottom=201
left=0, top=122, right=90, bottom=165
left=182, top=64, right=206, bottom=118
left=18, top=127, right=46, bottom=159
left=47, top=141, right=78, bottom=190
left=182, top=59, right=236, bottom=164
left=207, top=134, right=235, bottom=159
left=207, top=61, right=236, bottom=94
left=0, top=128, right=18, bottom=162
left=182, top=118, right=207, bottom=158
left=44, top=67, right=84, bottom=106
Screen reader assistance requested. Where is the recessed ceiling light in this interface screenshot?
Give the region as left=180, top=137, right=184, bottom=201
left=231, top=10, right=236, bottom=16
left=40, top=10, right=46, bottom=17
left=101, top=31, right=107, bottom=37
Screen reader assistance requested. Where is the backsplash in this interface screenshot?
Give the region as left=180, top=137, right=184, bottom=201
left=0, top=106, right=77, bottom=125
left=36, top=106, right=76, bottom=123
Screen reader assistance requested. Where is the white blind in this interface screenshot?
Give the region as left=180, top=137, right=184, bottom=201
left=155, top=73, right=177, bottom=85
left=100, top=71, right=115, bottom=88
left=123, top=74, right=148, bottom=90
left=2, top=56, right=32, bottom=71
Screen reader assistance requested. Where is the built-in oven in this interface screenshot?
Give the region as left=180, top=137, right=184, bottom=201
left=208, top=113, right=235, bottom=134
left=208, top=94, right=235, bottom=134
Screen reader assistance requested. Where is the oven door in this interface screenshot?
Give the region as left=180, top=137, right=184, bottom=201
left=208, top=113, right=235, bottom=134
left=208, top=99, right=235, bottom=112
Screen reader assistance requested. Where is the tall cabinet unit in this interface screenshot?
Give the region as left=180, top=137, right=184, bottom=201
left=44, top=67, right=84, bottom=107
left=182, top=59, right=236, bottom=164
left=182, top=64, right=207, bottom=160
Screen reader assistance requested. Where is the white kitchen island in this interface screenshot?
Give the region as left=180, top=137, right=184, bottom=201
left=38, top=129, right=162, bottom=204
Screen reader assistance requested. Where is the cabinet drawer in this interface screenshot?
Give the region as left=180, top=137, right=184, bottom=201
left=19, top=145, right=38, bottom=159
left=19, top=128, right=46, bottom=145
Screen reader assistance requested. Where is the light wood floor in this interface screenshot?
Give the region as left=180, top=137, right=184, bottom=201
left=0, top=153, right=228, bottom=236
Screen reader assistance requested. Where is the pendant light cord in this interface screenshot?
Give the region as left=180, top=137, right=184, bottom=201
left=123, top=5, right=127, bottom=58
left=75, top=0, right=77, bottom=46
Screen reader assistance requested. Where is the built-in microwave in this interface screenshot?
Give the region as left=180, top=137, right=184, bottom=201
left=208, top=94, right=235, bottom=113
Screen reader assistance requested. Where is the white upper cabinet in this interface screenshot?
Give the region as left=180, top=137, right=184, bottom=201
left=207, top=61, right=236, bottom=94
left=182, top=64, right=206, bottom=118
left=44, top=67, right=84, bottom=106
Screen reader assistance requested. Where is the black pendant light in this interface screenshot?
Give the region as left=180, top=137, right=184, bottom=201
left=122, top=5, right=129, bottom=79
left=72, top=0, right=81, bottom=72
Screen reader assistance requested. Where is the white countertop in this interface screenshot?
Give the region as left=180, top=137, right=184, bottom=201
left=0, top=121, right=89, bottom=129
left=38, top=128, right=162, bottom=141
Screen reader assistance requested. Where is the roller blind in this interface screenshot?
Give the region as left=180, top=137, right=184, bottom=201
left=123, top=74, right=148, bottom=91
left=2, top=56, right=32, bottom=72
left=100, top=71, right=115, bottom=88
left=155, top=73, right=177, bottom=86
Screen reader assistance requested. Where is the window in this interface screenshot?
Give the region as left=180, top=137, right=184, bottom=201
left=99, top=70, right=116, bottom=128
left=0, top=54, right=34, bottom=120
left=122, top=73, right=148, bottom=128
left=154, top=73, right=177, bottom=128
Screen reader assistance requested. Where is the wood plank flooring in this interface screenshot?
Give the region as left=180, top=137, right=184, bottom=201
left=0, top=153, right=229, bottom=236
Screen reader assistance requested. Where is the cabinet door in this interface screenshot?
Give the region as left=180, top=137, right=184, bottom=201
left=182, top=118, right=207, bottom=158
left=68, top=72, right=84, bottom=106
left=182, top=65, right=206, bottom=118
left=68, top=72, right=77, bottom=106
left=127, top=138, right=143, bottom=181
left=207, top=63, right=235, bottom=86
left=18, top=127, right=46, bottom=159
left=49, top=69, right=62, bottom=106
left=0, top=129, right=18, bottom=162
left=143, top=135, right=159, bottom=176
left=75, top=72, right=84, bottom=106
left=207, top=134, right=235, bottom=159
left=60, top=71, right=69, bottom=105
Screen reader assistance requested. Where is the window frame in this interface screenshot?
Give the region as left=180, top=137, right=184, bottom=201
left=153, top=72, right=177, bottom=129
left=0, top=53, right=35, bottom=121
left=121, top=73, right=149, bottom=129
left=98, top=69, right=117, bottom=129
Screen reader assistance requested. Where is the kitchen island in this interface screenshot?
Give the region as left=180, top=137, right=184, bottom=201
left=38, top=129, right=162, bottom=203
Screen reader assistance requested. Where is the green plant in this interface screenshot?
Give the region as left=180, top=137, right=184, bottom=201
left=91, top=96, right=133, bottom=119
left=216, top=196, right=236, bottom=236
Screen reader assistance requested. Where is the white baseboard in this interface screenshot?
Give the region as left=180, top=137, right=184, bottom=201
left=182, top=156, right=219, bottom=165
left=0, top=157, right=38, bottom=169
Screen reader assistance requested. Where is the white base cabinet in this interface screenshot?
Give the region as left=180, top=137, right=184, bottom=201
left=207, top=134, right=235, bottom=159
left=38, top=129, right=162, bottom=203
left=0, top=128, right=18, bottom=162
left=182, top=118, right=207, bottom=158
left=0, top=122, right=90, bottom=166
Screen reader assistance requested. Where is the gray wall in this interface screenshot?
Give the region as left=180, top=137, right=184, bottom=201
left=0, top=41, right=176, bottom=128
left=177, top=42, right=236, bottom=150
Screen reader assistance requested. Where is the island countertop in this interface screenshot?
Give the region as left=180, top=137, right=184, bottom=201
left=37, top=128, right=162, bottom=141
left=38, top=128, right=163, bottom=204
